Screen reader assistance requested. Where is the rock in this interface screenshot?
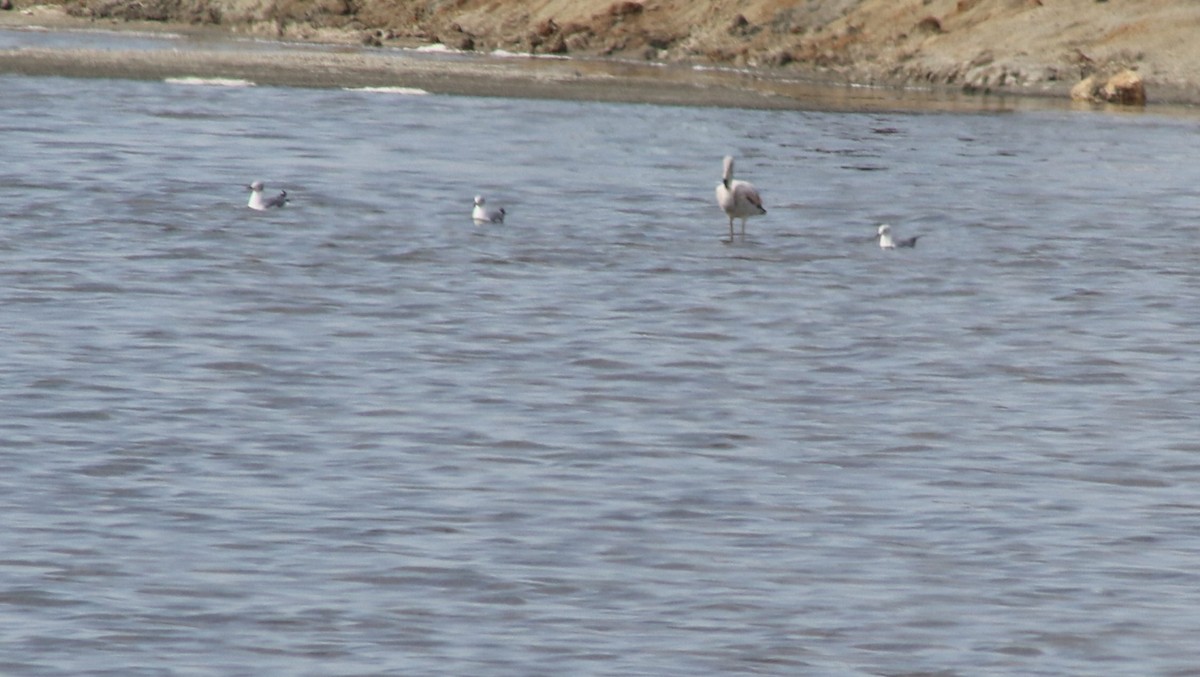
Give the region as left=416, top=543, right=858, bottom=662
left=1070, top=74, right=1100, bottom=101
left=527, top=18, right=573, bottom=54
left=1102, top=69, right=1145, bottom=104
left=564, top=32, right=592, bottom=52
left=915, top=16, right=942, bottom=34
left=0, top=0, right=13, bottom=11
left=440, top=28, right=474, bottom=51
left=728, top=13, right=750, bottom=35
left=533, top=18, right=558, bottom=38
left=762, top=49, right=794, bottom=67
left=1070, top=69, right=1145, bottom=105
left=544, top=33, right=568, bottom=54
left=608, top=1, right=643, bottom=19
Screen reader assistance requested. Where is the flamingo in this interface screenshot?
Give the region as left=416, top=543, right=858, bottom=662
left=715, top=155, right=766, bottom=240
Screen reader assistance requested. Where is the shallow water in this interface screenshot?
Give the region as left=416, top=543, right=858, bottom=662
left=2, top=62, right=1200, bottom=676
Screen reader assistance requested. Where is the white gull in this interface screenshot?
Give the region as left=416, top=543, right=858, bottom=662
left=247, top=180, right=288, bottom=210
left=472, top=195, right=506, bottom=224
left=876, top=224, right=919, bottom=249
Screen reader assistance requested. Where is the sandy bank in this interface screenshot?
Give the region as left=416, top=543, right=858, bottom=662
left=0, top=9, right=1029, bottom=112
left=3, top=1, right=1200, bottom=109
left=0, top=42, right=1024, bottom=113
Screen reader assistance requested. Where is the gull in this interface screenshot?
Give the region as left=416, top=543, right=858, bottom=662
left=716, top=155, right=766, bottom=240
left=472, top=195, right=506, bottom=224
left=246, top=180, right=288, bottom=210
left=876, top=223, right=919, bottom=249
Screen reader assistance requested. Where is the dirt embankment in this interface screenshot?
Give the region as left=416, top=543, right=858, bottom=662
left=11, top=0, right=1200, bottom=103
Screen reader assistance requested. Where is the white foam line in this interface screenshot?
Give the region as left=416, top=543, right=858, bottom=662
left=343, top=86, right=430, bottom=95
left=489, top=49, right=570, bottom=61
left=414, top=43, right=461, bottom=54
left=164, top=77, right=256, bottom=87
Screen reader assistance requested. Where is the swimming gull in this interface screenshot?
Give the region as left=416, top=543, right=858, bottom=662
left=472, top=195, right=506, bottom=224
left=247, top=180, right=288, bottom=210
left=715, top=155, right=766, bottom=240
left=876, top=223, right=919, bottom=249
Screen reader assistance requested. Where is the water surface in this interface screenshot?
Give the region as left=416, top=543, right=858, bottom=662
left=2, top=67, right=1200, bottom=676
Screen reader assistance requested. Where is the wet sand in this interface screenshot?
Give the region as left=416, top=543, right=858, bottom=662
left=0, top=39, right=1048, bottom=113
left=0, top=47, right=1020, bottom=112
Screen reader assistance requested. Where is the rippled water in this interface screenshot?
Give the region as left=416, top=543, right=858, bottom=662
left=3, top=49, right=1200, bottom=676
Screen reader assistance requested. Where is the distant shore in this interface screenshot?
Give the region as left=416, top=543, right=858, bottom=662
left=0, top=10, right=1019, bottom=112
left=3, top=3, right=1199, bottom=111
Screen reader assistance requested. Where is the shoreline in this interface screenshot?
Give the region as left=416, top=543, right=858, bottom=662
left=1, top=7, right=1196, bottom=113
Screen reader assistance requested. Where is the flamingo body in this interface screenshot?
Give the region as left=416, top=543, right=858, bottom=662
left=716, top=156, right=765, bottom=239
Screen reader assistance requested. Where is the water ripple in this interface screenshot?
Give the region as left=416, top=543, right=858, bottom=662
left=2, top=68, right=1200, bottom=677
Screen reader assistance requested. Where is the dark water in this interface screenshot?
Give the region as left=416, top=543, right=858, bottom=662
left=2, top=52, right=1200, bottom=676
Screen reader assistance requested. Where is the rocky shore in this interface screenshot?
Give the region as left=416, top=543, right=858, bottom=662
left=3, top=0, right=1200, bottom=107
